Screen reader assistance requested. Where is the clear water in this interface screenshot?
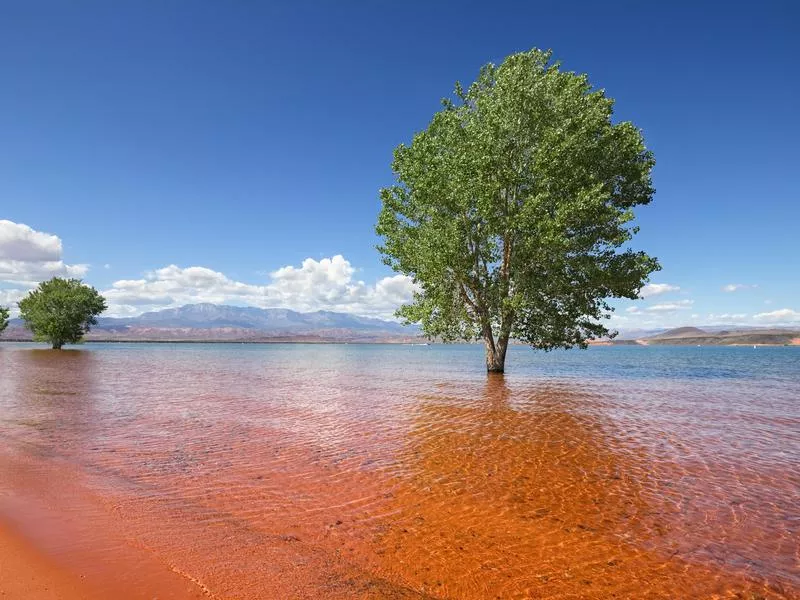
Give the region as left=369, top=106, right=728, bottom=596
left=0, top=343, right=798, bottom=599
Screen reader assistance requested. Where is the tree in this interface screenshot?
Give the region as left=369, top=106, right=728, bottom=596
left=18, top=278, right=107, bottom=349
left=0, top=306, right=8, bottom=335
left=376, top=49, right=659, bottom=373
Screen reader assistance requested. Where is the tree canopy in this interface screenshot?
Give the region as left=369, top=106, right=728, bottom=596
left=376, top=48, right=659, bottom=372
left=0, top=306, right=8, bottom=335
left=18, top=278, right=107, bottom=349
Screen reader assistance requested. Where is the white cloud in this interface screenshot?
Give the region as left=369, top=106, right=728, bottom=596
left=645, top=300, right=694, bottom=313
left=609, top=310, right=695, bottom=332
left=0, top=220, right=62, bottom=262
left=0, top=260, right=88, bottom=286
left=625, top=294, right=691, bottom=316
left=0, top=288, right=27, bottom=316
left=640, top=283, right=680, bottom=298
left=722, top=283, right=757, bottom=292
left=0, top=220, right=88, bottom=287
left=103, top=255, right=419, bottom=318
left=706, top=313, right=749, bottom=324
left=753, top=308, right=800, bottom=324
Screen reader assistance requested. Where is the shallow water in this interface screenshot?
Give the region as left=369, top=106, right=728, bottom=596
left=0, top=343, right=798, bottom=598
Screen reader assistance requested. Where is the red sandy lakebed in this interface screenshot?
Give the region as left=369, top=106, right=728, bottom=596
left=0, top=343, right=798, bottom=599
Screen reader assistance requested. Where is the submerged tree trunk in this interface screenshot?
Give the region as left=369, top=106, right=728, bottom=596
left=52, top=341, right=63, bottom=350
left=484, top=333, right=509, bottom=373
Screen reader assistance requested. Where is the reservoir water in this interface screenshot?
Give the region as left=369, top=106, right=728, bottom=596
left=0, top=343, right=797, bottom=598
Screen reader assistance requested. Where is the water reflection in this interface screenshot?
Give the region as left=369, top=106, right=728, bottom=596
left=0, top=349, right=101, bottom=458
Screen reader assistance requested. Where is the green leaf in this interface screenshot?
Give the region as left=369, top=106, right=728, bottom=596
left=375, top=48, right=659, bottom=371
left=18, top=278, right=107, bottom=349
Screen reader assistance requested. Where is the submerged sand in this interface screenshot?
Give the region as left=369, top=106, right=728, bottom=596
left=0, top=521, right=95, bottom=600
left=0, top=345, right=797, bottom=599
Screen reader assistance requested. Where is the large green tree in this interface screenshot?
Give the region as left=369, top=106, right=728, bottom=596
left=377, top=49, right=659, bottom=373
left=0, top=306, right=9, bottom=335
left=18, top=278, right=107, bottom=349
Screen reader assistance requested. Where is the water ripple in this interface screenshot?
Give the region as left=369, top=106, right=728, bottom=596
left=0, top=343, right=797, bottom=599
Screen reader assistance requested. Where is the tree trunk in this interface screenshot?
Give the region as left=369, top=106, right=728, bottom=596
left=484, top=333, right=509, bottom=373
left=52, top=341, right=63, bottom=350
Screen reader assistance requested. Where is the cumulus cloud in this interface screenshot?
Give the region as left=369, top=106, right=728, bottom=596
left=753, top=308, right=800, bottom=324
left=0, top=220, right=88, bottom=287
left=0, top=259, right=88, bottom=286
left=0, top=220, right=62, bottom=262
left=0, top=288, right=27, bottom=316
left=722, top=283, right=756, bottom=292
left=706, top=313, right=749, bottom=324
left=639, top=283, right=680, bottom=298
left=103, top=255, right=419, bottom=318
left=644, top=300, right=694, bottom=313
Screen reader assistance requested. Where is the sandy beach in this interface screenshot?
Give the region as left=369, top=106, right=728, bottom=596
left=0, top=458, right=204, bottom=600
left=0, top=521, right=95, bottom=600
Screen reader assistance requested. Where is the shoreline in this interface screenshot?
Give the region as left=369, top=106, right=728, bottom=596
left=0, top=443, right=205, bottom=600
left=0, top=519, right=99, bottom=600
left=1, top=338, right=798, bottom=347
left=0, top=516, right=204, bottom=600
left=0, top=338, right=421, bottom=345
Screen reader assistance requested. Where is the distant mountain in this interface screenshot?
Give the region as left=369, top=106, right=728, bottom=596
left=590, top=325, right=800, bottom=347
left=640, top=327, right=799, bottom=346
left=3, top=306, right=798, bottom=345
left=3, top=303, right=421, bottom=343
left=613, top=327, right=667, bottom=340
left=96, top=303, right=413, bottom=333
left=648, top=327, right=708, bottom=339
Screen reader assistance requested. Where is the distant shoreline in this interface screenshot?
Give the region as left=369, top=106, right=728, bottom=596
left=2, top=338, right=798, bottom=347
left=0, top=338, right=420, bottom=345
left=590, top=338, right=800, bottom=348
left=589, top=341, right=799, bottom=347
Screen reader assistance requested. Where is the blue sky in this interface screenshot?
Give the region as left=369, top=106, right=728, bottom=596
left=1, top=1, right=798, bottom=328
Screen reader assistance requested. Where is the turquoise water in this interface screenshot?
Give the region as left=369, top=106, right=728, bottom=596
left=15, top=340, right=795, bottom=380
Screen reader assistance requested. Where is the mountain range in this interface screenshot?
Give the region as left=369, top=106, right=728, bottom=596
left=4, top=303, right=420, bottom=343
left=3, top=304, right=798, bottom=345
left=600, top=326, right=800, bottom=346
left=98, top=303, right=414, bottom=332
